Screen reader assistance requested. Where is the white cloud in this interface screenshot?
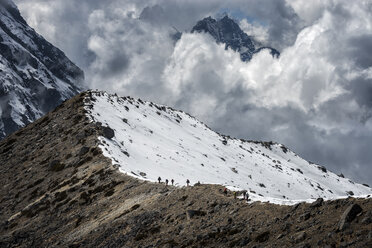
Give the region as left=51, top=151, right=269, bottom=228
left=163, top=17, right=346, bottom=113
left=286, top=0, right=331, bottom=24
left=239, top=19, right=269, bottom=44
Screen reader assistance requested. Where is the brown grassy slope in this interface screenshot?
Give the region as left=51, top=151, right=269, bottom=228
left=0, top=91, right=371, bottom=248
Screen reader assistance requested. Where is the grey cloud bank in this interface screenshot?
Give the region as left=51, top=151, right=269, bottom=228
left=14, top=0, right=372, bottom=185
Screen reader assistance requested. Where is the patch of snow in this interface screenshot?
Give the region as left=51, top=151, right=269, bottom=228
left=87, top=91, right=371, bottom=205
left=8, top=92, right=27, bottom=126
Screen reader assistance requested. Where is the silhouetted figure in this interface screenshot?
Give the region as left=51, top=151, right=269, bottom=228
left=165, top=179, right=169, bottom=186
left=171, top=179, right=174, bottom=185
left=223, top=188, right=227, bottom=195
left=186, top=179, right=190, bottom=186
left=158, top=177, right=161, bottom=183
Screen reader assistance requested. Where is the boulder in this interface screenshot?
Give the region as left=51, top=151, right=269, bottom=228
left=54, top=190, right=68, bottom=203
left=79, top=192, right=91, bottom=205
left=186, top=210, right=205, bottom=220
left=295, top=231, right=306, bottom=243
left=291, top=203, right=301, bottom=212
left=102, top=126, right=115, bottom=139
left=310, top=198, right=324, bottom=208
left=79, top=146, right=89, bottom=156
left=49, top=160, right=64, bottom=172
left=338, top=203, right=362, bottom=231
left=346, top=191, right=354, bottom=196
left=254, top=230, right=270, bottom=243
left=298, top=212, right=311, bottom=221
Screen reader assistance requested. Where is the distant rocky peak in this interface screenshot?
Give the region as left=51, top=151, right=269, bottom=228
left=219, top=15, right=242, bottom=31
left=192, top=15, right=279, bottom=61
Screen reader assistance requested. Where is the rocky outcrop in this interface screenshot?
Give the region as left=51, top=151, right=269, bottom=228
left=310, top=197, right=324, bottom=208
left=186, top=209, right=206, bottom=220
left=338, top=203, right=363, bottom=231
left=102, top=126, right=115, bottom=139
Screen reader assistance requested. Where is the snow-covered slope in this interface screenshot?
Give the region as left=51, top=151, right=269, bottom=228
left=191, top=16, right=280, bottom=61
left=0, top=0, right=84, bottom=139
left=87, top=91, right=371, bottom=204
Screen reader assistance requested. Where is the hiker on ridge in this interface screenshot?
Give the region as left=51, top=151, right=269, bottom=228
left=158, top=177, right=161, bottom=183
left=186, top=179, right=190, bottom=186
left=171, top=179, right=174, bottom=185
left=165, top=179, right=169, bottom=186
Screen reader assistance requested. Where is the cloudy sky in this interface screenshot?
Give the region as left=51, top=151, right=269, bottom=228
left=14, top=0, right=372, bottom=185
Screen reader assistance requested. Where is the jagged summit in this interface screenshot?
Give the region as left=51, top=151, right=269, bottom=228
left=0, top=0, right=84, bottom=139
left=86, top=91, right=371, bottom=204
left=192, top=16, right=255, bottom=53
left=191, top=15, right=279, bottom=61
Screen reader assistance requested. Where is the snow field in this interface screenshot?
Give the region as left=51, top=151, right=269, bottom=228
left=87, top=91, right=371, bottom=204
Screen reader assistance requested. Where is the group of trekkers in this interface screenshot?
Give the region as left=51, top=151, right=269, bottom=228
left=157, top=176, right=249, bottom=201
left=157, top=177, right=190, bottom=186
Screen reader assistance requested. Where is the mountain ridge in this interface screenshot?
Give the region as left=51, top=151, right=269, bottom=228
left=0, top=91, right=371, bottom=247
left=0, top=0, right=84, bottom=139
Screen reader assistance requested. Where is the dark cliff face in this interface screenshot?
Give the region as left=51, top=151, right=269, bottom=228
left=192, top=16, right=279, bottom=61
left=0, top=0, right=84, bottom=139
